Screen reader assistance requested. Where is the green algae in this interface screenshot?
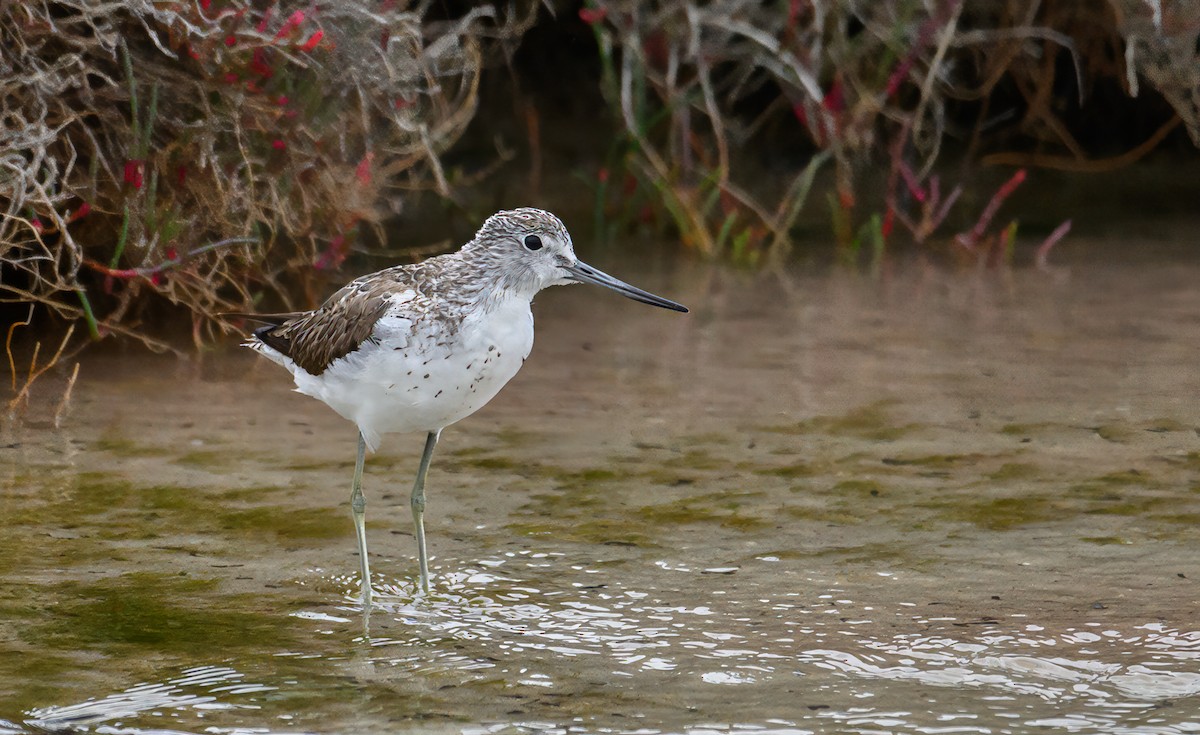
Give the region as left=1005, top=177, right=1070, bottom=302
left=636, top=502, right=767, bottom=531
left=451, top=455, right=525, bottom=472
left=1093, top=425, right=1136, bottom=443
left=762, top=401, right=914, bottom=441
left=685, top=487, right=770, bottom=508
left=62, top=473, right=141, bottom=515
left=443, top=444, right=724, bottom=496
left=0, top=648, right=84, bottom=713
left=1069, top=469, right=1160, bottom=495
left=830, top=479, right=886, bottom=496
left=554, top=467, right=624, bottom=486
left=1085, top=498, right=1167, bottom=516
left=0, top=469, right=341, bottom=569
left=987, top=462, right=1041, bottom=481
left=999, top=422, right=1058, bottom=437
left=285, top=459, right=354, bottom=471
left=1147, top=511, right=1200, bottom=525
left=660, top=449, right=729, bottom=471
left=755, top=461, right=816, bottom=478
left=934, top=495, right=1062, bottom=531
left=635, top=467, right=704, bottom=486
left=1176, top=452, right=1200, bottom=471
left=216, top=484, right=288, bottom=502
left=521, top=485, right=606, bottom=515
left=783, top=503, right=869, bottom=525
left=804, top=541, right=914, bottom=563
left=929, top=471, right=1188, bottom=529
left=718, top=514, right=772, bottom=530
left=1141, top=418, right=1192, bottom=433
left=16, top=573, right=299, bottom=654
left=880, top=453, right=995, bottom=469
left=172, top=449, right=242, bottom=469
left=487, top=427, right=548, bottom=447
left=215, top=506, right=343, bottom=542
left=5, top=477, right=196, bottom=544
left=92, top=435, right=172, bottom=458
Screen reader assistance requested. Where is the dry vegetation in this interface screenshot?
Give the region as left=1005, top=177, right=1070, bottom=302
left=582, top=0, right=1198, bottom=264
left=2, top=0, right=1198, bottom=410
left=1, top=1, right=534, bottom=350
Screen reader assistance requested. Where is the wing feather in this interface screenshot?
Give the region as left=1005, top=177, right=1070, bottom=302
left=249, top=269, right=419, bottom=375
left=239, top=254, right=457, bottom=376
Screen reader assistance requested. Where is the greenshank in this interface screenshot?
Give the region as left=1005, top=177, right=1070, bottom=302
left=239, top=208, right=687, bottom=603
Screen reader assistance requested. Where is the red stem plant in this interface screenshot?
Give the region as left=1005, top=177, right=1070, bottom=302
left=581, top=0, right=1188, bottom=264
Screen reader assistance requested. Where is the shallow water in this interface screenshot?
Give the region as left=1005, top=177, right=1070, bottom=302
left=3, top=235, right=1200, bottom=733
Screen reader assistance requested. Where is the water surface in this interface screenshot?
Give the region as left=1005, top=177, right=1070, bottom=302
left=2, top=235, right=1199, bottom=733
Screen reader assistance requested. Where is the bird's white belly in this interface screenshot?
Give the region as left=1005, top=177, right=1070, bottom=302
left=292, top=298, right=534, bottom=450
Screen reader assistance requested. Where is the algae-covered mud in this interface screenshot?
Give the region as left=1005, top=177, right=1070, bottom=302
left=3, top=236, right=1199, bottom=733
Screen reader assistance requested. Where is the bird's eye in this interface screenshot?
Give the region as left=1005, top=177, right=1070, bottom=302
left=523, top=234, right=543, bottom=251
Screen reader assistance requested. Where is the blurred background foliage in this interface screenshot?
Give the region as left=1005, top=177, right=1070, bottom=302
left=2, top=0, right=1198, bottom=372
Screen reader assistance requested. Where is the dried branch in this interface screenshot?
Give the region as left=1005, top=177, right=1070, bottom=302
left=1, top=0, right=537, bottom=353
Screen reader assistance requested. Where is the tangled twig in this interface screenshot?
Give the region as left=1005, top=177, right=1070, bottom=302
left=1, top=0, right=536, bottom=355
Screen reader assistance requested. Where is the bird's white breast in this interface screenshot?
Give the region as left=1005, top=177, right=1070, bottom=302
left=290, top=292, right=534, bottom=450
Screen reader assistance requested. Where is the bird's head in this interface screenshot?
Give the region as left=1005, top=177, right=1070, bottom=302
left=469, top=207, right=688, bottom=312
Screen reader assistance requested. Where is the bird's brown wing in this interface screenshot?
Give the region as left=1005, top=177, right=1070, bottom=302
left=246, top=270, right=419, bottom=376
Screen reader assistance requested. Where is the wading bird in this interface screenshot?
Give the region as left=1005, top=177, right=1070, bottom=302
left=237, top=208, right=687, bottom=603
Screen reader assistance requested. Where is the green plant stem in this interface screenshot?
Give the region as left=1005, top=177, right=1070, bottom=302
left=142, top=83, right=159, bottom=157
left=76, top=289, right=101, bottom=341
left=109, top=206, right=130, bottom=269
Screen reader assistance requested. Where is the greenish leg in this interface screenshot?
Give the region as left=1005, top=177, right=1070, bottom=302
left=411, top=430, right=440, bottom=594
left=350, top=432, right=371, bottom=607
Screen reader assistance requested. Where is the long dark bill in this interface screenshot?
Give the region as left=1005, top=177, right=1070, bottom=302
left=566, top=261, right=689, bottom=313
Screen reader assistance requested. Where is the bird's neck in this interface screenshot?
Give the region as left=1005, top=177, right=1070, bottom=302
left=454, top=242, right=542, bottom=306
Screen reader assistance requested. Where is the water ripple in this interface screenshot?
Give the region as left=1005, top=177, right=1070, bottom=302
left=305, top=552, right=1200, bottom=734
left=25, top=666, right=274, bottom=732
